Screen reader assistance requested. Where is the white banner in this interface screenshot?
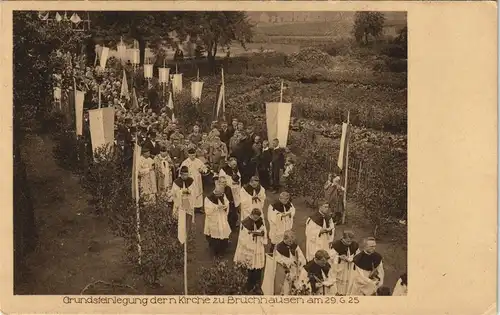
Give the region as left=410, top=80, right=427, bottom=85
left=117, top=43, right=127, bottom=62
left=159, top=68, right=170, bottom=84
left=53, top=87, right=61, bottom=100
left=191, top=81, right=203, bottom=102
left=144, top=64, right=153, bottom=79
left=88, top=107, right=115, bottom=153
left=172, top=74, right=183, bottom=94
left=265, top=102, right=292, bottom=147
left=130, top=48, right=140, bottom=65
left=121, top=70, right=129, bottom=98
left=100, top=47, right=110, bottom=69
left=74, top=90, right=85, bottom=136
left=337, top=122, right=350, bottom=170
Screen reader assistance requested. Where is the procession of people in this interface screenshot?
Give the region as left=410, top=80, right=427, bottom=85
left=102, top=114, right=406, bottom=296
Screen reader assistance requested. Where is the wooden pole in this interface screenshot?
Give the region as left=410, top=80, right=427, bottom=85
left=184, top=237, right=188, bottom=295
left=221, top=68, right=226, bottom=116
left=280, top=80, right=284, bottom=103
left=342, top=111, right=350, bottom=224
left=197, top=68, right=200, bottom=81
left=356, top=160, right=363, bottom=193
left=98, top=85, right=101, bottom=109
left=135, top=137, right=142, bottom=266
left=176, top=63, right=178, bottom=74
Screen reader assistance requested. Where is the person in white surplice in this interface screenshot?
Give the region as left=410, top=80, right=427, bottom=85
left=138, top=147, right=157, bottom=204
left=204, top=184, right=231, bottom=256
left=234, top=208, right=267, bottom=294
left=328, top=230, right=360, bottom=295
left=170, top=166, right=195, bottom=234
left=305, top=202, right=335, bottom=262
left=347, top=237, right=385, bottom=296
left=268, top=191, right=296, bottom=252
left=296, top=249, right=337, bottom=295
left=240, top=175, right=266, bottom=220
left=219, top=157, right=242, bottom=213
left=392, top=273, right=407, bottom=296
left=263, top=230, right=306, bottom=295
left=154, top=145, right=173, bottom=197
left=180, top=146, right=208, bottom=212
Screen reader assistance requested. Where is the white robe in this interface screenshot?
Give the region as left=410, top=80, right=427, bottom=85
left=348, top=259, right=385, bottom=296
left=262, top=244, right=306, bottom=295
left=268, top=203, right=296, bottom=245
left=138, top=156, right=157, bottom=203
left=328, top=243, right=360, bottom=295
left=203, top=195, right=231, bottom=240
left=219, top=167, right=241, bottom=207
left=305, top=214, right=335, bottom=261
left=154, top=155, right=173, bottom=194
left=170, top=179, right=195, bottom=220
left=180, top=158, right=207, bottom=208
left=234, top=219, right=268, bottom=270
left=296, top=262, right=337, bottom=295
left=240, top=186, right=266, bottom=220
left=392, top=278, right=407, bottom=296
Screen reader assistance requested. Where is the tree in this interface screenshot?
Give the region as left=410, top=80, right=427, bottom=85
left=184, top=12, right=254, bottom=73
left=353, top=12, right=385, bottom=45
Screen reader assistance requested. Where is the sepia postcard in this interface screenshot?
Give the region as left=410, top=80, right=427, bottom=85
left=0, top=1, right=497, bottom=314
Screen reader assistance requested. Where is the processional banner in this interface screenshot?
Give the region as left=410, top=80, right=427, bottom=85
left=172, top=74, right=183, bottom=94
left=191, top=81, right=203, bottom=102
left=265, top=102, right=292, bottom=147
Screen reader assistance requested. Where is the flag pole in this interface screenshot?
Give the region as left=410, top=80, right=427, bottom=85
left=184, top=234, right=188, bottom=295
left=98, top=85, right=101, bottom=109
left=197, top=68, right=200, bottom=82
left=341, top=111, right=350, bottom=225
left=280, top=80, right=284, bottom=103
left=222, top=68, right=225, bottom=118
left=135, top=137, right=142, bottom=266
left=176, top=63, right=178, bottom=74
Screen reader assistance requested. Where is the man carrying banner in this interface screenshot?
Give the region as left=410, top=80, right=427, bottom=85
left=170, top=166, right=195, bottom=225
left=204, top=184, right=231, bottom=256
left=305, top=202, right=335, bottom=262
left=234, top=208, right=268, bottom=295
left=268, top=192, right=295, bottom=253
left=347, top=237, right=385, bottom=296
left=258, top=140, right=272, bottom=190
left=263, top=230, right=306, bottom=295
left=138, top=147, right=157, bottom=204
left=328, top=230, right=360, bottom=295
left=240, top=176, right=267, bottom=221
left=180, top=146, right=209, bottom=213
left=270, top=138, right=285, bottom=193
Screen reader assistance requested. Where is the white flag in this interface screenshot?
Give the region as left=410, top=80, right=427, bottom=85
left=117, top=40, right=127, bottom=62
left=191, top=81, right=203, bottom=102
left=121, top=70, right=129, bottom=99
left=215, top=84, right=225, bottom=118
left=167, top=92, right=174, bottom=110
left=144, top=64, right=153, bottom=79
left=172, top=74, right=183, bottom=94
left=55, top=12, right=62, bottom=22
left=265, top=102, right=292, bottom=147
left=100, top=47, right=110, bottom=69
left=70, top=13, right=82, bottom=24
left=131, top=142, right=141, bottom=202
left=74, top=90, right=85, bottom=136
left=159, top=68, right=170, bottom=84
left=88, top=107, right=114, bottom=153
left=131, top=49, right=140, bottom=65
left=262, top=253, right=277, bottom=295
left=337, top=122, right=351, bottom=170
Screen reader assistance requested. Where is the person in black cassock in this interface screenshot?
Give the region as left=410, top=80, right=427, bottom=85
left=143, top=130, right=161, bottom=157
left=215, top=175, right=238, bottom=231
left=258, top=140, right=272, bottom=189
left=270, top=138, right=285, bottom=192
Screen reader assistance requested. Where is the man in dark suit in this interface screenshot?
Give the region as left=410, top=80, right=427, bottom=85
left=257, top=139, right=272, bottom=190
left=270, top=138, right=285, bottom=192
left=219, top=121, right=233, bottom=150
left=168, top=138, right=185, bottom=176
left=143, top=131, right=161, bottom=157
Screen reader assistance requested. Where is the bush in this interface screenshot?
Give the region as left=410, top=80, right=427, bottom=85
left=195, top=260, right=247, bottom=295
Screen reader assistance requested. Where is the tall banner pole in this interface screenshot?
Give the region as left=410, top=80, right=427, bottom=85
left=280, top=80, right=284, bottom=103
left=197, top=68, right=200, bottom=82
left=342, top=111, right=351, bottom=225
left=184, top=236, right=188, bottom=295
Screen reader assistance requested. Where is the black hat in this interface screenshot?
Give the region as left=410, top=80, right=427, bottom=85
left=180, top=166, right=189, bottom=174
left=142, top=147, right=150, bottom=153
left=187, top=147, right=196, bottom=154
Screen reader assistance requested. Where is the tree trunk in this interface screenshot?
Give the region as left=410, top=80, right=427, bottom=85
left=85, top=37, right=96, bottom=67
left=138, top=37, right=146, bottom=66
left=207, top=42, right=216, bottom=74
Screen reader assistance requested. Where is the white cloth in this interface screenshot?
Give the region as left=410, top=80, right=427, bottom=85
left=170, top=180, right=195, bottom=219
left=138, top=156, right=157, bottom=202
left=347, top=261, right=385, bottom=296
left=268, top=203, right=295, bottom=245
left=296, top=263, right=337, bottom=295
left=203, top=195, right=231, bottom=239
left=219, top=168, right=241, bottom=207
left=154, top=155, right=173, bottom=193
left=234, top=221, right=268, bottom=269
left=392, top=278, right=407, bottom=296
left=240, top=186, right=266, bottom=220
left=305, top=215, right=335, bottom=261
left=328, top=246, right=360, bottom=295
left=273, top=245, right=306, bottom=295
left=180, top=158, right=207, bottom=208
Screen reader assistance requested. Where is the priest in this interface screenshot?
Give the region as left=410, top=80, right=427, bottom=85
left=204, top=184, right=231, bottom=256
left=180, top=146, right=209, bottom=213
left=154, top=145, right=173, bottom=197
left=268, top=192, right=295, bottom=252
left=138, top=147, right=157, bottom=204
left=328, top=230, right=360, bottom=295
left=297, top=249, right=336, bottom=295
left=240, top=176, right=267, bottom=220
left=234, top=208, right=268, bottom=294
left=347, top=237, right=385, bottom=296
left=170, top=166, right=195, bottom=229
left=219, top=157, right=242, bottom=215
left=263, top=230, right=306, bottom=295
left=305, top=202, right=335, bottom=262
left=216, top=175, right=238, bottom=231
